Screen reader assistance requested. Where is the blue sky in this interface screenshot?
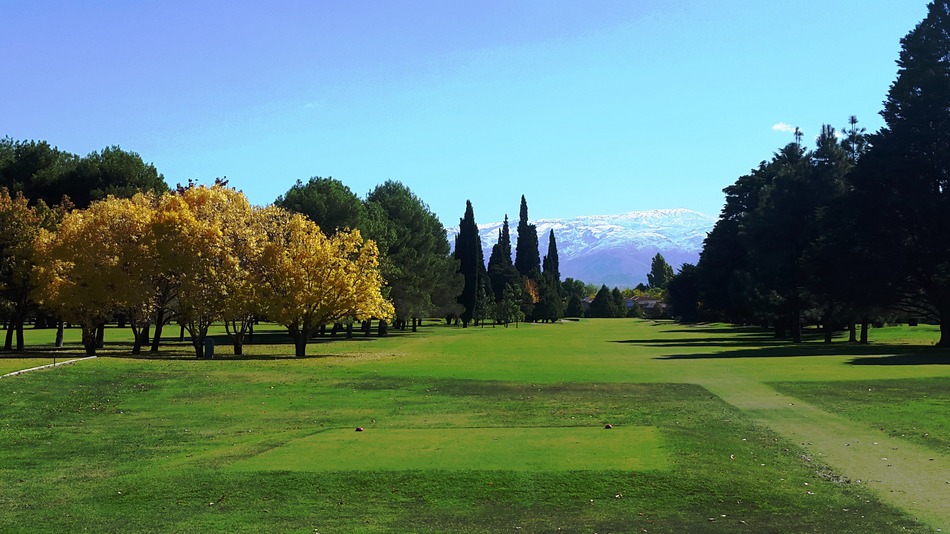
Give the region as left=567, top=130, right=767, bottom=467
left=3, top=0, right=926, bottom=226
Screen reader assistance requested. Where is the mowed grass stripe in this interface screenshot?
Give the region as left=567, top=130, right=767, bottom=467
left=230, top=426, right=667, bottom=471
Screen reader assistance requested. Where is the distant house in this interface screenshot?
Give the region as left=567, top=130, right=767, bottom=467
left=632, top=296, right=668, bottom=318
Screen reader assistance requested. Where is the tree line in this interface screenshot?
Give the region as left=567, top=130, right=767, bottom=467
left=666, top=2, right=950, bottom=347
left=3, top=182, right=392, bottom=358
left=3, top=137, right=623, bottom=358
left=452, top=195, right=677, bottom=326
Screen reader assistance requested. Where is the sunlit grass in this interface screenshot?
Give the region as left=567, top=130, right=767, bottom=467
left=0, top=319, right=945, bottom=531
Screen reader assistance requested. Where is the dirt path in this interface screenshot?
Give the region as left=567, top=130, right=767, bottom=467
left=702, top=378, right=949, bottom=529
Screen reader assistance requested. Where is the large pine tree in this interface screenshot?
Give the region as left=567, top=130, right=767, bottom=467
left=854, top=1, right=950, bottom=346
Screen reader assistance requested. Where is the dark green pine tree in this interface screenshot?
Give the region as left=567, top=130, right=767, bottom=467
left=487, top=214, right=519, bottom=302
left=542, top=230, right=560, bottom=282
left=610, top=287, right=626, bottom=318
left=454, top=200, right=487, bottom=326
left=534, top=230, right=564, bottom=322
left=588, top=285, right=615, bottom=318
left=667, top=263, right=701, bottom=323
left=647, top=252, right=674, bottom=290
left=852, top=1, right=950, bottom=347
left=514, top=195, right=540, bottom=279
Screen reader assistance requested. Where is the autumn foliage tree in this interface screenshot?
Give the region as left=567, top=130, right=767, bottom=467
left=253, top=208, right=393, bottom=357
left=33, top=194, right=156, bottom=355
left=0, top=189, right=57, bottom=351
left=149, top=185, right=262, bottom=358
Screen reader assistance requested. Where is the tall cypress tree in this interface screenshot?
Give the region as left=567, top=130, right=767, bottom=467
left=534, top=229, right=564, bottom=322
left=514, top=195, right=540, bottom=279
left=487, top=214, right=519, bottom=302
left=454, top=200, right=486, bottom=326
left=542, top=229, right=560, bottom=282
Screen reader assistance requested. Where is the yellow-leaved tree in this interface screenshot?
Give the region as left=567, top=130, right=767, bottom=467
left=254, top=207, right=393, bottom=357
left=0, top=189, right=50, bottom=351
left=151, top=184, right=256, bottom=358
left=33, top=194, right=156, bottom=355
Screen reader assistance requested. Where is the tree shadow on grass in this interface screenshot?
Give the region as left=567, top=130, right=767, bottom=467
left=847, top=352, right=950, bottom=365
left=641, top=337, right=950, bottom=364
left=652, top=343, right=910, bottom=360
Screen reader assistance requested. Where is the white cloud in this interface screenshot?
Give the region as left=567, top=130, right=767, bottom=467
left=771, top=122, right=796, bottom=133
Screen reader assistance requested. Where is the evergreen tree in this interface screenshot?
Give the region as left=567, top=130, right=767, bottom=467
left=514, top=195, right=540, bottom=279
left=610, top=287, right=626, bottom=318
left=564, top=293, right=585, bottom=318
left=534, top=229, right=564, bottom=322
left=487, top=214, right=519, bottom=302
left=497, top=282, right=525, bottom=327
left=800, top=125, right=857, bottom=342
left=647, top=252, right=675, bottom=289
left=542, top=230, right=560, bottom=282
left=454, top=200, right=487, bottom=326
left=667, top=263, right=701, bottom=322
left=852, top=1, right=950, bottom=346
left=588, top=285, right=615, bottom=318
left=365, top=181, right=462, bottom=331
left=275, top=176, right=365, bottom=234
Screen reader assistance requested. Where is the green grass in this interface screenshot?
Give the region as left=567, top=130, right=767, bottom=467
left=0, top=320, right=947, bottom=532
left=231, top=426, right=666, bottom=471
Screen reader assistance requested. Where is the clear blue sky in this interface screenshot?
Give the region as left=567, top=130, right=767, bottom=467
left=3, top=0, right=926, bottom=226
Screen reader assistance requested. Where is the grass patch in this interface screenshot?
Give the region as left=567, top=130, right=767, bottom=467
left=231, top=426, right=666, bottom=471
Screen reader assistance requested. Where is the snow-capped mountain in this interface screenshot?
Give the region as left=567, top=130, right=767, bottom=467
left=448, top=208, right=716, bottom=288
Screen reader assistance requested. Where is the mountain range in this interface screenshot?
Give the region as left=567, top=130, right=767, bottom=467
left=448, top=208, right=717, bottom=288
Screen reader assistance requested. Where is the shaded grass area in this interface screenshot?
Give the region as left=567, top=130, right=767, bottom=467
left=0, top=357, right=924, bottom=532
left=771, top=377, right=950, bottom=454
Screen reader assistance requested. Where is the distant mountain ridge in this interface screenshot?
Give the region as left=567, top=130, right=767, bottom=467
left=448, top=208, right=716, bottom=288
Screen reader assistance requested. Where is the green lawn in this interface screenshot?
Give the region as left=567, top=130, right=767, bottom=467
left=0, top=320, right=947, bottom=532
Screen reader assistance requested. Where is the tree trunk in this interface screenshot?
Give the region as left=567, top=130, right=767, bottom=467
left=294, top=336, right=307, bottom=357
left=95, top=323, right=105, bottom=348
left=82, top=324, right=97, bottom=356
left=233, top=333, right=244, bottom=356
left=179, top=324, right=186, bottom=342
left=131, top=325, right=143, bottom=355
left=346, top=322, right=353, bottom=339
left=55, top=320, right=65, bottom=348
left=824, top=323, right=833, bottom=343
left=150, top=309, right=166, bottom=352
left=773, top=322, right=786, bottom=339
left=938, top=321, right=949, bottom=348
left=848, top=322, right=857, bottom=343
left=140, top=324, right=151, bottom=348
left=378, top=320, right=388, bottom=336
left=15, top=318, right=25, bottom=351
left=412, top=317, right=418, bottom=332
left=4, top=319, right=13, bottom=351
left=860, top=317, right=869, bottom=344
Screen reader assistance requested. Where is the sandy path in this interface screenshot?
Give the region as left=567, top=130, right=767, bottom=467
left=703, top=378, right=950, bottom=530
